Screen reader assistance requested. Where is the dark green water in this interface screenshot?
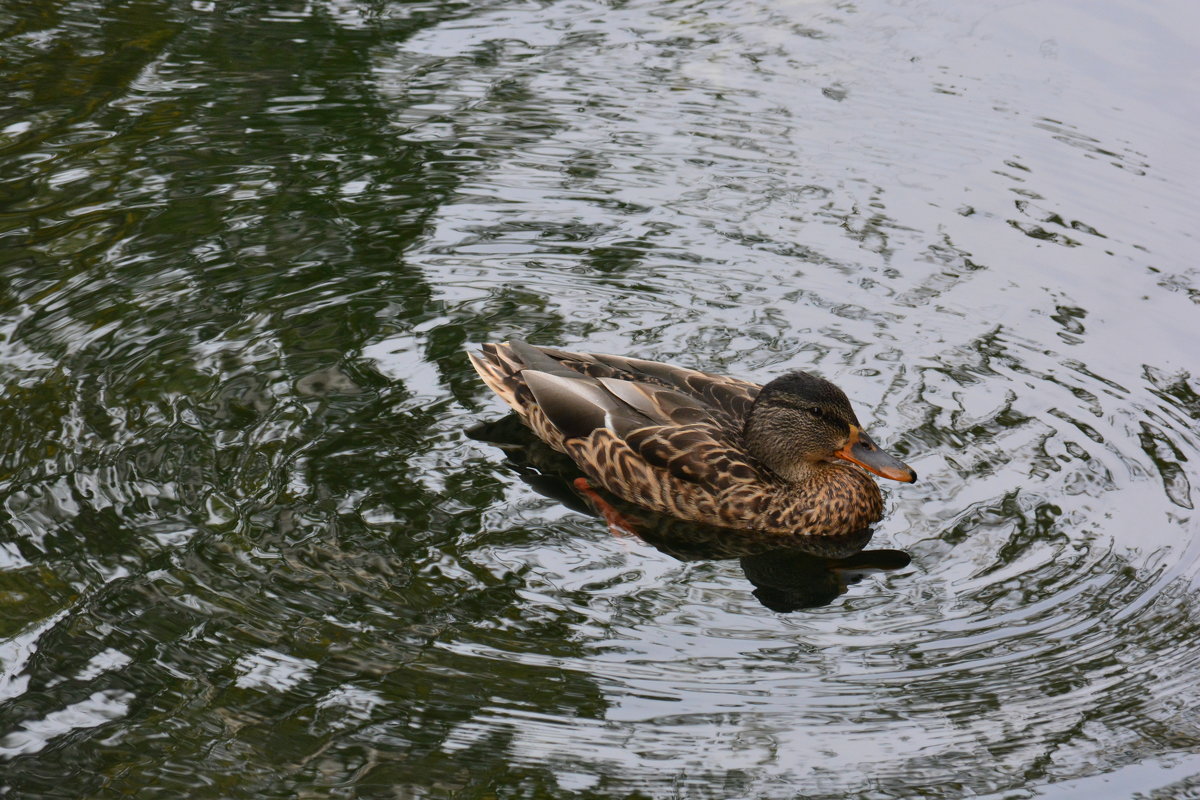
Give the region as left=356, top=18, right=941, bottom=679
left=2, top=0, right=1199, bottom=797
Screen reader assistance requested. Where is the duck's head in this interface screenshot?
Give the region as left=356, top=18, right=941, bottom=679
left=743, top=371, right=916, bottom=485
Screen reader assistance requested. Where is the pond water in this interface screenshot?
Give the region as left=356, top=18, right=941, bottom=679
left=2, top=0, right=1199, bottom=797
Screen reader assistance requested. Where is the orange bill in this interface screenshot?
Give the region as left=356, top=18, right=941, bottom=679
left=833, top=426, right=917, bottom=483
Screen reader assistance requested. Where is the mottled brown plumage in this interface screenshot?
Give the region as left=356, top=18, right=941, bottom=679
left=468, top=339, right=916, bottom=538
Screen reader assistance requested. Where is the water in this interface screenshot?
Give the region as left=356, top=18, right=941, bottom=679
left=1, top=0, right=1198, bottom=796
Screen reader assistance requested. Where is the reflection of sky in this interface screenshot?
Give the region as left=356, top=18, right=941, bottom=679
left=234, top=648, right=318, bottom=691
left=0, top=611, right=68, bottom=704
left=1, top=690, right=135, bottom=760
left=1, top=603, right=140, bottom=743
left=363, top=0, right=1200, bottom=790
left=372, top=0, right=1197, bottom=363
left=315, top=685, right=386, bottom=732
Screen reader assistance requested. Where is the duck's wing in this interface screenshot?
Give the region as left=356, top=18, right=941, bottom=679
left=527, top=343, right=762, bottom=427
left=470, top=337, right=767, bottom=480
left=470, top=338, right=754, bottom=440
left=519, top=368, right=766, bottom=498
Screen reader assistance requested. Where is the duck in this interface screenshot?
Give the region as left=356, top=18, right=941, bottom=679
left=468, top=338, right=916, bottom=539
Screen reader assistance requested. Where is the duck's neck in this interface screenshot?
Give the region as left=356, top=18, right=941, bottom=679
left=744, top=416, right=809, bottom=483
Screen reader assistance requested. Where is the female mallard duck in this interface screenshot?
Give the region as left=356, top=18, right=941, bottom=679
left=468, top=339, right=916, bottom=538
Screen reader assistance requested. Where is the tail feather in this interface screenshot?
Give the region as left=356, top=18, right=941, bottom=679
left=468, top=348, right=524, bottom=412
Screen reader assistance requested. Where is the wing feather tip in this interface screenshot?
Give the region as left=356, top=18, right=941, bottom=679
left=523, top=370, right=611, bottom=440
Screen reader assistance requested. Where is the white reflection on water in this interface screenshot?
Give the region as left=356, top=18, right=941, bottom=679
left=364, top=0, right=1200, bottom=794
left=0, top=690, right=135, bottom=760
left=233, top=648, right=318, bottom=692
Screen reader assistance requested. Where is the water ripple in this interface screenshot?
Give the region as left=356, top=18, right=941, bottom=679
left=1, top=0, right=1198, bottom=797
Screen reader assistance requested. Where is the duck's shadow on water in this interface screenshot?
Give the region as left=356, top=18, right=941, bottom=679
left=469, top=415, right=911, bottom=612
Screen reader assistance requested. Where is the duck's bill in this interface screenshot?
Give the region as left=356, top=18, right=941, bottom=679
left=834, top=426, right=917, bottom=483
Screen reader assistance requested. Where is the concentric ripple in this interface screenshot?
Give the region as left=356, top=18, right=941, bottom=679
left=1, top=0, right=1198, bottom=797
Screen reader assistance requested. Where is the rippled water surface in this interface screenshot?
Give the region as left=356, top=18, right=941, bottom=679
left=2, top=0, right=1199, bottom=797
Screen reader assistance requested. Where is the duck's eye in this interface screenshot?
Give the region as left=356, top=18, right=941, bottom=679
left=807, top=407, right=823, bottom=417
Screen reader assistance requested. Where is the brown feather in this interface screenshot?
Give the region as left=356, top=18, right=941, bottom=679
left=467, top=340, right=900, bottom=538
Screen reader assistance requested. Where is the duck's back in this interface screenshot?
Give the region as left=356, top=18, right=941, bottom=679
left=480, top=341, right=760, bottom=429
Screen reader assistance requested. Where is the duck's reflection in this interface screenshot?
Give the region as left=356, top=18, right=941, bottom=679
left=470, top=415, right=911, bottom=611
